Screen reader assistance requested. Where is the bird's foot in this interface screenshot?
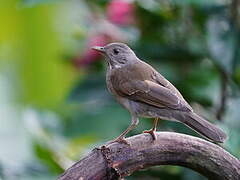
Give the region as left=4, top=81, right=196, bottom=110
left=105, top=137, right=130, bottom=146
left=143, top=129, right=157, bottom=140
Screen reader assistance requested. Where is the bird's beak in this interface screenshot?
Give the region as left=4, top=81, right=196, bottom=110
left=91, top=46, right=105, bottom=53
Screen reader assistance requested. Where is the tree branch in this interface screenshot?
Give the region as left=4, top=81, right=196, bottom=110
left=57, top=132, right=240, bottom=180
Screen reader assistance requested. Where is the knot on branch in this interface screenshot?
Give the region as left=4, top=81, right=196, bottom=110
left=100, top=146, right=120, bottom=179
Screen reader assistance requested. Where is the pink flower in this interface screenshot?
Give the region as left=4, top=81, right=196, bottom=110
left=73, top=34, right=110, bottom=67
left=107, top=0, right=135, bottom=25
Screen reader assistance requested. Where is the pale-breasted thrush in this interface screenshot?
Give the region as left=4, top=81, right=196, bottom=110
left=92, top=43, right=227, bottom=144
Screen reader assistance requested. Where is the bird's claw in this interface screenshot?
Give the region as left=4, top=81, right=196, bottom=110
left=143, top=129, right=157, bottom=140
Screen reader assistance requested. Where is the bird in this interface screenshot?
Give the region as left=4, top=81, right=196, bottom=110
left=92, top=42, right=227, bottom=144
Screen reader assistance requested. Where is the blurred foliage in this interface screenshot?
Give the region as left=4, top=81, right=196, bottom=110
left=0, top=0, right=240, bottom=179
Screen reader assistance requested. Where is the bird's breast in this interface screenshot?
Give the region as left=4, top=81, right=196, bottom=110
left=106, top=69, right=115, bottom=95
left=106, top=68, right=134, bottom=113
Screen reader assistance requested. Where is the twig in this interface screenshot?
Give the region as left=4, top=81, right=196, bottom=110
left=216, top=69, right=228, bottom=121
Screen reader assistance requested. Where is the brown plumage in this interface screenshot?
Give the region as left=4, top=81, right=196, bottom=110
left=92, top=42, right=227, bottom=144
left=110, top=61, right=192, bottom=111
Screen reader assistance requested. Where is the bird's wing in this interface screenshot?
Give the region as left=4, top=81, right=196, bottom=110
left=110, top=62, right=191, bottom=111
left=150, top=68, right=193, bottom=111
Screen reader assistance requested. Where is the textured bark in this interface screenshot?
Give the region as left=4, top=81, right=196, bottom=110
left=58, top=132, right=240, bottom=180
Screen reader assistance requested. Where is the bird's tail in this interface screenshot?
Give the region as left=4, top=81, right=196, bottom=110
left=177, top=112, right=227, bottom=143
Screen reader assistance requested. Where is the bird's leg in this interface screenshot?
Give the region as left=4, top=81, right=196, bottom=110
left=143, top=118, right=159, bottom=140
left=106, top=116, right=139, bottom=145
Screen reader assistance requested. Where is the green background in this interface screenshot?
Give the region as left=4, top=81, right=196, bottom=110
left=0, top=0, right=239, bottom=179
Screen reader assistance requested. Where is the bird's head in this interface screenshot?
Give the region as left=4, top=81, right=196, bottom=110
left=92, top=42, right=137, bottom=69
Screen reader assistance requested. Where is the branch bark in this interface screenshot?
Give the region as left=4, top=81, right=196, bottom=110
left=58, top=132, right=240, bottom=180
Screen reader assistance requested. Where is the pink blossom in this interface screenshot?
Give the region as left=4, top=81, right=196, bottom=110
left=107, top=0, right=135, bottom=25
left=73, top=34, right=110, bottom=67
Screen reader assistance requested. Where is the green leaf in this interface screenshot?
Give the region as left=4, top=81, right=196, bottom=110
left=33, top=142, right=63, bottom=174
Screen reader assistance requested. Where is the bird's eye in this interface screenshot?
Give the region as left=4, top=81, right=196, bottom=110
left=113, top=49, right=119, bottom=55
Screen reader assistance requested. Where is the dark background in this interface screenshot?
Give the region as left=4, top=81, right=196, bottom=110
left=0, top=0, right=239, bottom=179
